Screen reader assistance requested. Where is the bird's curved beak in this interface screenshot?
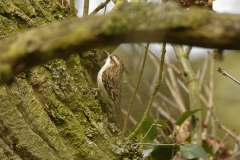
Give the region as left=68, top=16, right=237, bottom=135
left=103, top=50, right=110, bottom=56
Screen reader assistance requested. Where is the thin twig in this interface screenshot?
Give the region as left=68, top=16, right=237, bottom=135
left=217, top=66, right=240, bottom=85
left=203, top=84, right=210, bottom=97
left=140, top=45, right=179, bottom=109
left=147, top=79, right=179, bottom=108
left=196, top=68, right=201, bottom=79
left=152, top=102, right=176, bottom=123
left=139, top=124, right=162, bottom=143
left=177, top=78, right=188, bottom=93
left=124, top=68, right=144, bottom=104
left=132, top=142, right=186, bottom=146
left=199, top=53, right=209, bottom=90
left=203, top=54, right=214, bottom=136
left=137, top=43, right=160, bottom=63
left=121, top=108, right=137, bottom=125
left=125, top=82, right=144, bottom=104
left=137, top=43, right=159, bottom=69
left=90, top=0, right=111, bottom=15
left=83, top=0, right=89, bottom=16
left=162, top=103, right=176, bottom=126
left=128, top=43, right=166, bottom=139
left=224, top=151, right=240, bottom=160
left=123, top=43, right=150, bottom=135
left=214, top=114, right=240, bottom=142
left=157, top=92, right=179, bottom=109
left=209, top=54, right=216, bottom=137
left=233, top=131, right=240, bottom=150
left=233, top=140, right=239, bottom=154
left=178, top=72, right=240, bottom=144
left=165, top=56, right=186, bottom=113
left=137, top=44, right=160, bottom=97
left=165, top=77, right=186, bottom=113
left=104, top=4, right=107, bottom=15
left=165, top=63, right=181, bottom=74
left=185, top=46, right=192, bottom=57
left=200, top=95, right=240, bottom=142
left=214, top=133, right=229, bottom=154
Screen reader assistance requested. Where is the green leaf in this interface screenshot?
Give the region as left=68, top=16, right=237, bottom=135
left=180, top=144, right=209, bottom=160
left=202, top=142, right=214, bottom=157
left=156, top=119, right=167, bottom=126
left=151, top=145, right=179, bottom=160
left=134, top=114, right=158, bottom=143
left=175, top=109, right=201, bottom=126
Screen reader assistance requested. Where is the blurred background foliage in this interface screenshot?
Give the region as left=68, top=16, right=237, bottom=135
left=112, top=44, right=240, bottom=152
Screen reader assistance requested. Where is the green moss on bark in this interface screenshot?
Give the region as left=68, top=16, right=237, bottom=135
left=0, top=1, right=144, bottom=159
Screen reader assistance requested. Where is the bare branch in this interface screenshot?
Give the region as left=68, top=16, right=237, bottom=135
left=123, top=43, right=149, bottom=135
left=217, top=66, right=240, bottom=85
left=1, top=2, right=240, bottom=84
left=90, top=0, right=111, bottom=15
left=128, top=43, right=166, bottom=139
left=173, top=44, right=202, bottom=145
left=83, top=0, right=89, bottom=16
left=132, top=142, right=186, bottom=146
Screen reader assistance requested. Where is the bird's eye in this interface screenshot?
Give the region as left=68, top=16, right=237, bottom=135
left=110, top=56, right=115, bottom=61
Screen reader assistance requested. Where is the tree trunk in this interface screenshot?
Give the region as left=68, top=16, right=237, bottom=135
left=0, top=1, right=141, bottom=159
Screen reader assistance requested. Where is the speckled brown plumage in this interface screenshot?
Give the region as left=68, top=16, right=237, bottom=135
left=97, top=51, right=124, bottom=130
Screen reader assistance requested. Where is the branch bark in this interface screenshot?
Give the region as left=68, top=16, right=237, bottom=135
left=1, top=2, right=240, bottom=85
left=173, top=44, right=202, bottom=145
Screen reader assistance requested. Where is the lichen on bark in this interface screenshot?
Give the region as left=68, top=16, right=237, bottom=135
left=0, top=0, right=142, bottom=159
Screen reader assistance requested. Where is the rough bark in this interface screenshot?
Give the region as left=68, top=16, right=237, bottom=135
left=0, top=0, right=142, bottom=159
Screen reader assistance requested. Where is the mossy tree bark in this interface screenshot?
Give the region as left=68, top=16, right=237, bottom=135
left=1, top=2, right=240, bottom=85
left=0, top=1, right=141, bottom=159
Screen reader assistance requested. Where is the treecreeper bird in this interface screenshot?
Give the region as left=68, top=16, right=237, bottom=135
left=97, top=50, right=124, bottom=130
